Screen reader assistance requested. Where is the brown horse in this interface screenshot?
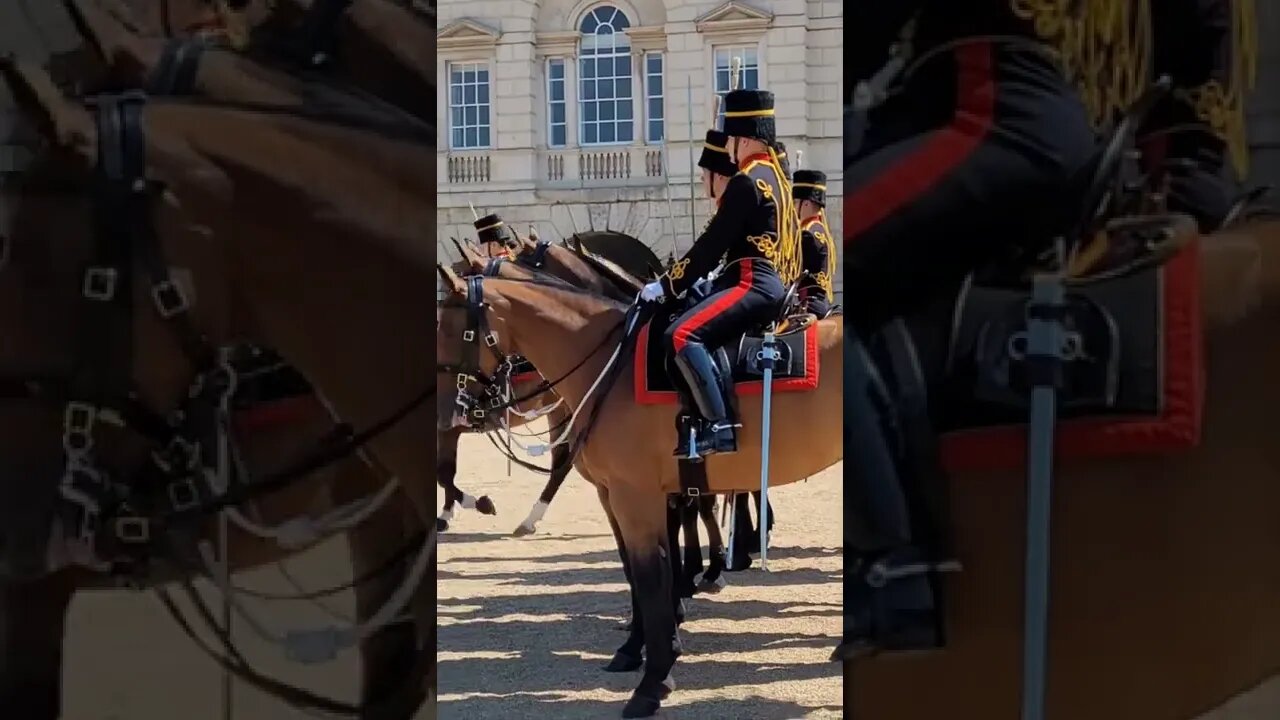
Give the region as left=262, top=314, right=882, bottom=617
left=846, top=217, right=1280, bottom=719
left=88, top=0, right=435, bottom=123
left=441, top=237, right=731, bottom=598
left=434, top=263, right=843, bottom=717
left=0, top=60, right=439, bottom=717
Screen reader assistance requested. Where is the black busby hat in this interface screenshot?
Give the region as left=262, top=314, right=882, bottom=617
left=792, top=169, right=827, bottom=207
left=473, top=213, right=511, bottom=245
left=698, top=129, right=738, bottom=178
left=722, top=89, right=776, bottom=144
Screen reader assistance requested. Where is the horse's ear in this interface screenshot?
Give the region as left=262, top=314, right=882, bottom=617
left=0, top=58, right=96, bottom=164
left=437, top=264, right=466, bottom=295
left=528, top=225, right=540, bottom=243
left=458, top=240, right=485, bottom=269
left=450, top=236, right=469, bottom=261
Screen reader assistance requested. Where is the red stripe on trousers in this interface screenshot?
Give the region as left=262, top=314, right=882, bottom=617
left=844, top=42, right=997, bottom=244
left=671, top=263, right=755, bottom=352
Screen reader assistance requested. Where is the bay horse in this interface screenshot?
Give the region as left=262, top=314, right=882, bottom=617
left=0, top=60, right=440, bottom=717
left=442, top=237, right=730, bottom=598
left=75, top=0, right=435, bottom=124
left=435, top=263, right=843, bottom=717
left=845, top=215, right=1280, bottom=719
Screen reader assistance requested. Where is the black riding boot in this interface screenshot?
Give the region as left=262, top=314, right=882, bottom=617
left=673, top=344, right=738, bottom=458
left=837, top=334, right=943, bottom=661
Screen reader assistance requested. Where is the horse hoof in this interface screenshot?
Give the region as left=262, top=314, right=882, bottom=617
left=727, top=554, right=752, bottom=572
left=621, top=692, right=661, bottom=718
left=695, top=573, right=727, bottom=594
left=660, top=674, right=676, bottom=699
left=603, top=651, right=643, bottom=673
left=511, top=523, right=535, bottom=537
left=476, top=496, right=497, bottom=515
left=436, top=518, right=450, bottom=533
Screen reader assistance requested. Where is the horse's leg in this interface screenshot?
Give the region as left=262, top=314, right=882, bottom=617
left=348, top=491, right=425, bottom=720
left=0, top=573, right=75, bottom=719
left=667, top=496, right=694, bottom=605
left=611, top=486, right=679, bottom=719
left=728, top=493, right=755, bottom=571
left=695, top=495, right=727, bottom=593
left=679, top=496, right=702, bottom=586
left=599, top=484, right=645, bottom=672
left=513, top=442, right=571, bottom=536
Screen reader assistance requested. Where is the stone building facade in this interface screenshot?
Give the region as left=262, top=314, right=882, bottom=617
left=435, top=0, right=844, bottom=296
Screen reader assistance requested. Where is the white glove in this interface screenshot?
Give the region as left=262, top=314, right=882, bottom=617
left=640, top=280, right=665, bottom=302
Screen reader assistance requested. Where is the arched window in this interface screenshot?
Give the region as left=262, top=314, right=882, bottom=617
left=578, top=5, right=633, bottom=145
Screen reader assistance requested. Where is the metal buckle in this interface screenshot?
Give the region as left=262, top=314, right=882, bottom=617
left=167, top=477, right=201, bottom=511
left=153, top=436, right=198, bottom=473
left=463, top=329, right=476, bottom=342
left=82, top=267, right=118, bottom=301
left=151, top=279, right=190, bottom=318
left=63, top=402, right=96, bottom=454
left=456, top=373, right=472, bottom=390
left=686, top=487, right=700, bottom=497
left=472, top=408, right=486, bottom=419
left=484, top=332, right=498, bottom=347
left=114, top=516, right=151, bottom=544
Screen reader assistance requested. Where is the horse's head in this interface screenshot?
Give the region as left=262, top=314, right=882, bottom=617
left=0, top=59, right=243, bottom=578
left=435, top=263, right=524, bottom=432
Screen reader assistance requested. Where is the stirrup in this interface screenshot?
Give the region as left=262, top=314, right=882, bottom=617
left=863, top=558, right=962, bottom=588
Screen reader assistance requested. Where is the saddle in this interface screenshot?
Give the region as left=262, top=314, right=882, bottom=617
left=634, top=280, right=820, bottom=407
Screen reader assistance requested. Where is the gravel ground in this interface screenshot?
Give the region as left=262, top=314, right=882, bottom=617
left=437, top=428, right=843, bottom=719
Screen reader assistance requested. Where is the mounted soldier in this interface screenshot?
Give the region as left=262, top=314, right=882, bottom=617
left=840, top=1, right=1104, bottom=660
left=1139, top=0, right=1255, bottom=232
left=640, top=88, right=799, bottom=460
left=793, top=169, right=835, bottom=317
left=472, top=212, right=518, bottom=257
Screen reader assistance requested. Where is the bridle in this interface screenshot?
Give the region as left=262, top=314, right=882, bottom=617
left=0, top=88, right=439, bottom=716
left=436, top=240, right=556, bottom=430
left=151, top=0, right=357, bottom=95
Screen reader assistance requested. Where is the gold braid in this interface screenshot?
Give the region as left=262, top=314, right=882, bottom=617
left=817, top=208, right=836, bottom=301
left=1172, top=0, right=1257, bottom=177
left=766, top=146, right=802, bottom=286
left=1014, top=0, right=1257, bottom=178
left=1011, top=0, right=1152, bottom=129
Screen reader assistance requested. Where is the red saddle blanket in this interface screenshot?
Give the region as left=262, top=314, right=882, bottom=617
left=633, top=319, right=820, bottom=405
left=938, top=241, right=1205, bottom=472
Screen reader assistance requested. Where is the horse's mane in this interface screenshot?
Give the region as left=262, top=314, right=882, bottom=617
left=572, top=248, right=644, bottom=295
left=492, top=267, right=629, bottom=312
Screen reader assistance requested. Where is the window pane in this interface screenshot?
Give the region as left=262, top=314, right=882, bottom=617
left=465, top=127, right=477, bottom=147
left=584, top=103, right=597, bottom=122
left=552, top=125, right=566, bottom=147
left=464, top=85, right=475, bottom=104
left=584, top=124, right=598, bottom=144
left=584, top=82, right=597, bottom=101
left=648, top=72, right=662, bottom=96
left=480, top=106, right=490, bottom=125
left=601, top=123, right=615, bottom=143
left=619, top=121, right=633, bottom=142
left=617, top=77, right=632, bottom=99
left=615, top=56, right=631, bottom=77
left=479, top=83, right=489, bottom=103
left=464, top=106, right=477, bottom=126
left=580, top=13, right=598, bottom=34
left=550, top=60, right=564, bottom=80
left=745, top=68, right=758, bottom=89
left=551, top=80, right=563, bottom=102
left=451, top=107, right=463, bottom=128
left=452, top=127, right=464, bottom=148
left=619, top=101, right=632, bottom=121
left=598, top=79, right=613, bottom=99
left=551, top=104, right=565, bottom=124
left=601, top=102, right=615, bottom=121
left=479, top=128, right=490, bottom=147
left=478, top=68, right=489, bottom=83
left=649, top=119, right=663, bottom=142
left=581, top=60, right=595, bottom=80
left=648, top=97, right=663, bottom=120
left=647, top=54, right=662, bottom=74
left=463, top=69, right=475, bottom=84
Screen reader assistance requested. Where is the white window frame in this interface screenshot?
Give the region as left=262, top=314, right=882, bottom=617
left=546, top=58, right=568, bottom=148
left=712, top=45, right=762, bottom=131
left=577, top=5, right=635, bottom=147
left=643, top=51, right=664, bottom=145
left=447, top=61, right=493, bottom=150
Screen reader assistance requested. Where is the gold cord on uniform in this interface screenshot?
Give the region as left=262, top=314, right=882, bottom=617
left=766, top=145, right=802, bottom=286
